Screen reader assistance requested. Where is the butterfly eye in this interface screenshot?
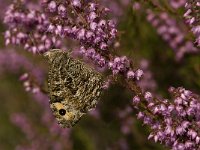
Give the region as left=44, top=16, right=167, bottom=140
left=59, top=109, right=66, bottom=116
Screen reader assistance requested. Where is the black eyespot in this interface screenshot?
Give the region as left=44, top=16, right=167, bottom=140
left=59, top=109, right=66, bottom=116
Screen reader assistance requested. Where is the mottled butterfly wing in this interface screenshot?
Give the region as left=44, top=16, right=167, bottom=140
left=44, top=49, right=103, bottom=128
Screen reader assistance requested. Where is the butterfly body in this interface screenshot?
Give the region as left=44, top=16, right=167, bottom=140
left=45, top=49, right=103, bottom=128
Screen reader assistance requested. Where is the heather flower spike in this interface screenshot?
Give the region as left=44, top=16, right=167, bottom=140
left=135, top=87, right=200, bottom=149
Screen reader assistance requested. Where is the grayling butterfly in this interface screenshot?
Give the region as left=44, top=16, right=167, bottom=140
left=44, top=49, right=103, bottom=128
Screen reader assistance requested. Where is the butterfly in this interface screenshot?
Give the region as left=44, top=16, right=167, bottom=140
left=44, top=49, right=103, bottom=128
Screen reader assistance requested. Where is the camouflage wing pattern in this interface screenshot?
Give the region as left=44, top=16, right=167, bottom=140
left=44, top=49, right=103, bottom=128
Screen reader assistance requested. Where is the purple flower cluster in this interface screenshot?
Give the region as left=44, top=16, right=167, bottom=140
left=42, top=0, right=117, bottom=66
left=108, top=56, right=143, bottom=80
left=169, top=0, right=186, bottom=9
left=4, top=1, right=61, bottom=53
left=108, top=56, right=130, bottom=74
left=184, top=0, right=200, bottom=48
left=147, top=10, right=198, bottom=60
left=4, top=0, right=143, bottom=79
left=133, top=87, right=200, bottom=149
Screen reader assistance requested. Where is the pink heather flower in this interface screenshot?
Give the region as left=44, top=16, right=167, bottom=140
left=181, top=121, right=190, bottom=129
left=144, top=92, right=153, bottom=101
left=187, top=129, right=197, bottom=139
left=176, top=126, right=186, bottom=135
left=137, top=112, right=145, bottom=119
left=89, top=12, right=97, bottom=21
left=109, top=56, right=131, bottom=75
left=72, top=0, right=81, bottom=8
left=135, top=69, right=143, bottom=80
left=127, top=70, right=135, bottom=79
left=165, top=125, right=174, bottom=136
left=196, top=136, right=200, bottom=144
left=19, top=73, right=29, bottom=81
left=48, top=1, right=57, bottom=12
left=58, top=4, right=67, bottom=17
left=132, top=96, right=140, bottom=105
left=185, top=141, right=194, bottom=149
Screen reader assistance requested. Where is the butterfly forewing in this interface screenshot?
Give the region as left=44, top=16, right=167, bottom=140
left=45, top=49, right=103, bottom=128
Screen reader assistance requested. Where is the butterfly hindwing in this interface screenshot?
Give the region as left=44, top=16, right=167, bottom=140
left=45, top=49, right=103, bottom=128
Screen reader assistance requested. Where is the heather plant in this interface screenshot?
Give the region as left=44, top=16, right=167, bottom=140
left=184, top=0, right=200, bottom=47
left=0, top=0, right=200, bottom=150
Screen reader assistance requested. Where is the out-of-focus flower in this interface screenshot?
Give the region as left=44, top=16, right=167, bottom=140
left=169, top=0, right=186, bottom=9
left=147, top=10, right=198, bottom=60
left=138, top=59, right=157, bottom=92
